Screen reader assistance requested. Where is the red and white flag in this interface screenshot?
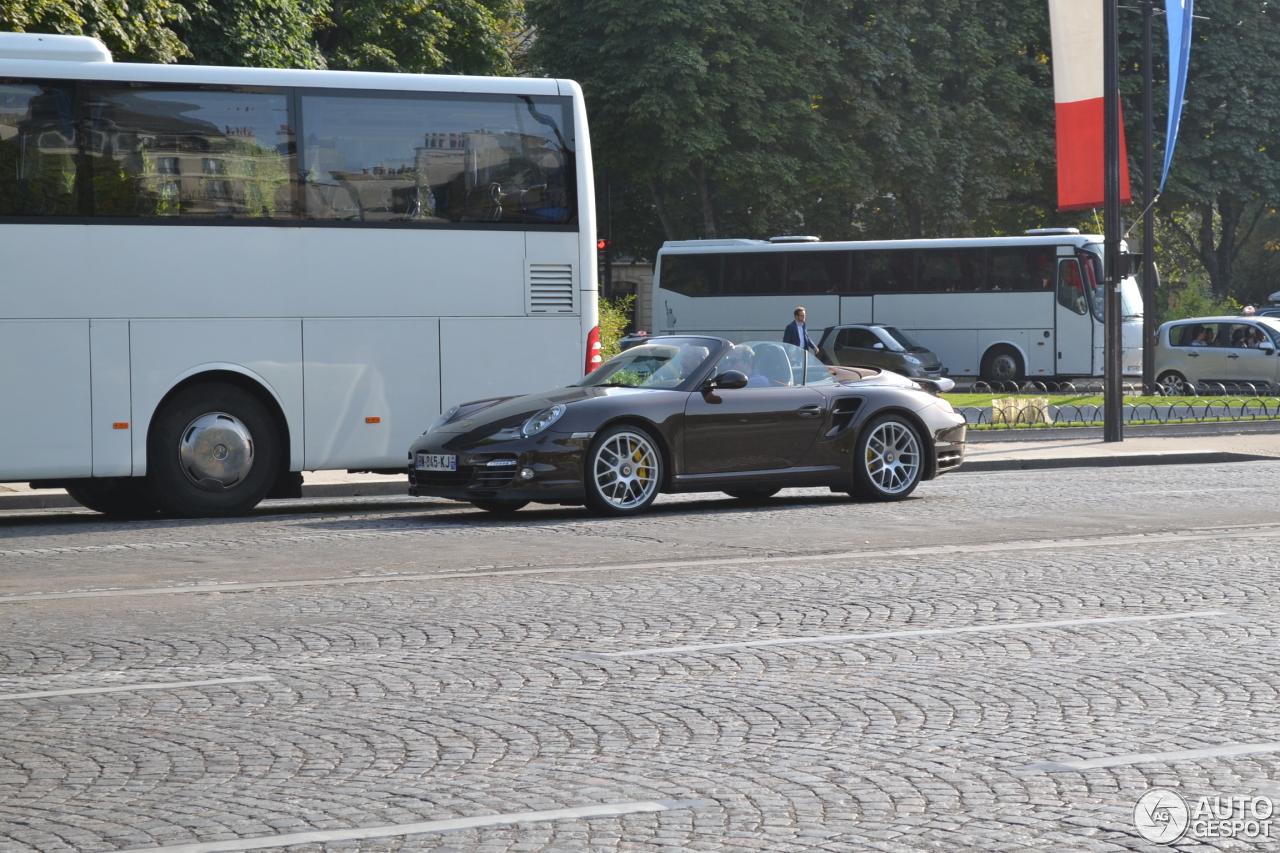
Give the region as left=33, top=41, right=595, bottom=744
left=1048, top=0, right=1132, bottom=210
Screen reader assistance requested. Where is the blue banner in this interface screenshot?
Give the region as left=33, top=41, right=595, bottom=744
left=1161, top=0, right=1194, bottom=191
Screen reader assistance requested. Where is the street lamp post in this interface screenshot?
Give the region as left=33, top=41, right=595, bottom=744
left=1103, top=0, right=1124, bottom=442
left=1141, top=0, right=1157, bottom=393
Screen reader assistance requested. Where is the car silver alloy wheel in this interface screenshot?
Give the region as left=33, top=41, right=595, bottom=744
left=863, top=420, right=921, bottom=494
left=179, top=412, right=255, bottom=491
left=593, top=430, right=660, bottom=509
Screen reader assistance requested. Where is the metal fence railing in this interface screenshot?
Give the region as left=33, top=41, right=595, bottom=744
left=960, top=395, right=1280, bottom=427
left=968, top=379, right=1279, bottom=396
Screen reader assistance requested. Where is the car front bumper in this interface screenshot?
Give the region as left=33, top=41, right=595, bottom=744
left=932, top=423, right=966, bottom=475
left=407, top=431, right=588, bottom=504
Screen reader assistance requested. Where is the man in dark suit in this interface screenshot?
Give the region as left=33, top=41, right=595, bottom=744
left=783, top=306, right=818, bottom=353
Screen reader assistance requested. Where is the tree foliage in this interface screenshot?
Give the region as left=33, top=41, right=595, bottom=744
left=314, top=0, right=520, bottom=75
left=529, top=0, right=850, bottom=244
left=1135, top=0, right=1280, bottom=299
left=0, top=0, right=190, bottom=62
left=2, top=0, right=523, bottom=73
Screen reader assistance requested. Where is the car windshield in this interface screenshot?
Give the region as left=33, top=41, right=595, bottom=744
left=575, top=339, right=718, bottom=389
left=877, top=326, right=927, bottom=352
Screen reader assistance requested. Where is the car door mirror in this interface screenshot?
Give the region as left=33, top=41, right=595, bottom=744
left=1263, top=344, right=1276, bottom=355
left=872, top=342, right=885, bottom=350
left=706, top=370, right=749, bottom=390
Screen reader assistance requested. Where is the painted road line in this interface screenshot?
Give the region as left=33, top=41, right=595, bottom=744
left=593, top=611, right=1230, bottom=658
left=4, top=524, right=1280, bottom=604
left=0, top=675, right=275, bottom=701
left=1021, top=742, right=1280, bottom=772
left=118, top=799, right=712, bottom=853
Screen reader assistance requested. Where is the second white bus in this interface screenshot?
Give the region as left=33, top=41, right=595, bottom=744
left=650, top=231, right=1143, bottom=382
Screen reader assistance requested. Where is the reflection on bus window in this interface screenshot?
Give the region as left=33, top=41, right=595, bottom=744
left=300, top=93, right=573, bottom=225
left=0, top=83, right=78, bottom=216
left=84, top=87, right=295, bottom=219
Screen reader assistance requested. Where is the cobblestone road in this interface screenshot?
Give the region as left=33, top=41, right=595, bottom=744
left=2, top=463, right=1280, bottom=852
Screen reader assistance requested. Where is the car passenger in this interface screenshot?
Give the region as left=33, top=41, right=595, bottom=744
left=1189, top=324, right=1208, bottom=346
left=723, top=344, right=770, bottom=387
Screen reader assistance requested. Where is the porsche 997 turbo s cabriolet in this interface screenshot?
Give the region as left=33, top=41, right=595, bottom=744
left=408, top=337, right=966, bottom=516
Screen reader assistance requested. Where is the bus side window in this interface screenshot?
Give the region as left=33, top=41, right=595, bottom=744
left=723, top=253, right=782, bottom=296
left=918, top=248, right=983, bottom=292
left=860, top=250, right=914, bottom=293
left=300, top=92, right=574, bottom=225
left=661, top=254, right=722, bottom=296
left=785, top=251, right=850, bottom=294
left=1056, top=260, right=1088, bottom=315
left=0, top=82, right=79, bottom=217
left=989, top=247, right=1052, bottom=292
left=84, top=86, right=296, bottom=219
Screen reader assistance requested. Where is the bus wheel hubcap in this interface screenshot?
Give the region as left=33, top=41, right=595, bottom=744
left=179, top=412, right=254, bottom=491
left=991, top=355, right=1018, bottom=380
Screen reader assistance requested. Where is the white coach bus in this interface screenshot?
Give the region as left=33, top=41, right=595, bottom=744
left=651, top=231, right=1143, bottom=382
left=0, top=33, right=598, bottom=516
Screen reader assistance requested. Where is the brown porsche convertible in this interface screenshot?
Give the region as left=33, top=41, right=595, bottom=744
left=408, top=336, right=966, bottom=516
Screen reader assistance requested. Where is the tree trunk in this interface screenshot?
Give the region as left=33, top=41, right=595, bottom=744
left=1196, top=198, right=1264, bottom=299
left=687, top=163, right=718, bottom=239
left=647, top=178, right=676, bottom=241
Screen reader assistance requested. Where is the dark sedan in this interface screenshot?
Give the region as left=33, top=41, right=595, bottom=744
left=408, top=336, right=966, bottom=516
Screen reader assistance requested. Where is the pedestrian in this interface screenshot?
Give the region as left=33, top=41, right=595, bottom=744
left=783, top=307, right=818, bottom=354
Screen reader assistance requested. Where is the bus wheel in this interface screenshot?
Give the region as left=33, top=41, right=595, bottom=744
left=1157, top=370, right=1190, bottom=395
left=65, top=479, right=160, bottom=519
left=148, top=383, right=282, bottom=518
left=981, top=346, right=1024, bottom=383
left=850, top=414, right=923, bottom=501
left=471, top=499, right=529, bottom=514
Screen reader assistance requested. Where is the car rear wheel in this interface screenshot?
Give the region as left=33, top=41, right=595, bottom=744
left=148, top=383, right=282, bottom=518
left=584, top=425, right=663, bottom=516
left=724, top=488, right=780, bottom=503
left=471, top=499, right=528, bottom=514
left=850, top=414, right=923, bottom=501
left=1157, top=370, right=1191, bottom=395
left=66, top=479, right=161, bottom=519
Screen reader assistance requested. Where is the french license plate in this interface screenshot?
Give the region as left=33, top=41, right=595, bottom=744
left=416, top=453, right=457, bottom=472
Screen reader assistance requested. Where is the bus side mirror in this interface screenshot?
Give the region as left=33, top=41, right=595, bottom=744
left=1119, top=252, right=1143, bottom=277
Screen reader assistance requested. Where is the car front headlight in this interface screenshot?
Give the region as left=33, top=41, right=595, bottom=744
left=522, top=404, right=566, bottom=437
left=425, top=404, right=460, bottom=434
left=903, top=354, right=922, bottom=364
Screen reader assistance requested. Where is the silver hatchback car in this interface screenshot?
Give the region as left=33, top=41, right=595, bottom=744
left=1154, top=315, right=1280, bottom=393
left=817, top=324, right=946, bottom=379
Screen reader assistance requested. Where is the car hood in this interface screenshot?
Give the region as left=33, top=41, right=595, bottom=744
left=431, top=385, right=664, bottom=435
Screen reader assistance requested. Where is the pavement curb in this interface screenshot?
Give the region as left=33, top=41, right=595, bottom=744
left=960, top=451, right=1275, bottom=473
left=0, top=480, right=409, bottom=511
